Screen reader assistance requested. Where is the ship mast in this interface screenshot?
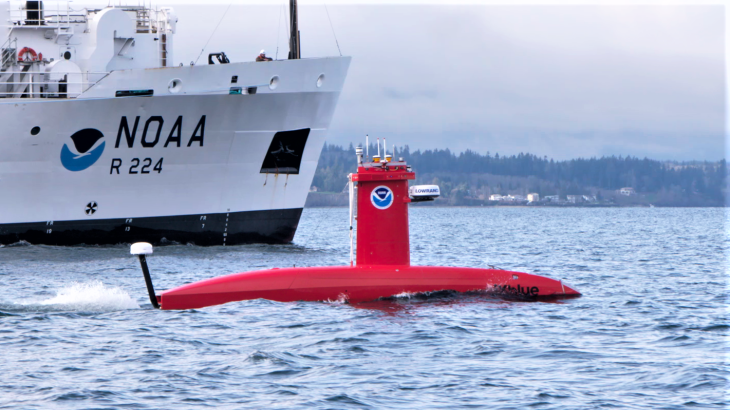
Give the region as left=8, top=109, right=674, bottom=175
left=288, top=0, right=300, bottom=59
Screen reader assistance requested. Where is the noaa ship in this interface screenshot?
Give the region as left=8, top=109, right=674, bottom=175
left=0, top=1, right=350, bottom=246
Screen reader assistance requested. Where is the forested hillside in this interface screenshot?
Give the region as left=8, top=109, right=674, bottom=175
left=310, top=143, right=727, bottom=207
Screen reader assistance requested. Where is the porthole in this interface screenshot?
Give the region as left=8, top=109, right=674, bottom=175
left=30, top=126, right=40, bottom=135
left=316, top=74, right=325, bottom=88
left=269, top=75, right=279, bottom=90
left=168, top=78, right=182, bottom=94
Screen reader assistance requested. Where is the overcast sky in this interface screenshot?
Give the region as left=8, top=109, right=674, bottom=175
left=166, top=3, right=725, bottom=160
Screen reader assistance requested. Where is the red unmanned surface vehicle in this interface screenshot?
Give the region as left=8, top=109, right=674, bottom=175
left=133, top=140, right=580, bottom=310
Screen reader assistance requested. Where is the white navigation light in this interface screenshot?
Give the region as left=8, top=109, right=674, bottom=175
left=409, top=185, right=440, bottom=202
left=131, top=242, right=154, bottom=255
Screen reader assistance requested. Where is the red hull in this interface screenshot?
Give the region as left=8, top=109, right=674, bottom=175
left=158, top=265, right=580, bottom=310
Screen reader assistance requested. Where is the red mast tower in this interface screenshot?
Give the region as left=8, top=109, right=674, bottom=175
left=352, top=151, right=414, bottom=266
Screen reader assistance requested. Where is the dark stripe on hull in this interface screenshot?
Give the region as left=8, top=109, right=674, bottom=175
left=0, top=208, right=303, bottom=246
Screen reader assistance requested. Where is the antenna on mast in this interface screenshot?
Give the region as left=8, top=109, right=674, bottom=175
left=373, top=138, right=381, bottom=163
left=366, top=135, right=369, bottom=157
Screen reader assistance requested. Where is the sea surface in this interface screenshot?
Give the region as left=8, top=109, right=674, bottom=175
left=0, top=207, right=727, bottom=409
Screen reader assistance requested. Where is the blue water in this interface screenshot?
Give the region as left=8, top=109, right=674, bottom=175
left=0, top=208, right=727, bottom=409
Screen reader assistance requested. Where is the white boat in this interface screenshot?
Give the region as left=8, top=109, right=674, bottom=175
left=0, top=1, right=350, bottom=246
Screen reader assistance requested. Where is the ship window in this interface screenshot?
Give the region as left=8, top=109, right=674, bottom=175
left=30, top=126, right=40, bottom=135
left=229, top=87, right=242, bottom=95
left=260, top=129, right=311, bottom=175
left=63, top=51, right=71, bottom=60
left=115, top=89, right=154, bottom=97
left=231, top=75, right=238, bottom=84
left=246, top=87, right=257, bottom=94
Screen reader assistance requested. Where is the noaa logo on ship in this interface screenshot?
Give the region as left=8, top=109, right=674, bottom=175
left=60, top=129, right=106, bottom=172
left=371, top=186, right=394, bottom=210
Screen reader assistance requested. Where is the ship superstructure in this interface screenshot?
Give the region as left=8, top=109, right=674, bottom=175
left=0, top=1, right=350, bottom=245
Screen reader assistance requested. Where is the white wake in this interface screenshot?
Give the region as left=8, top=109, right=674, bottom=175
left=19, top=281, right=140, bottom=311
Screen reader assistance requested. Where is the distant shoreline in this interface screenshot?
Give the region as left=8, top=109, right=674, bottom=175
left=312, top=145, right=727, bottom=208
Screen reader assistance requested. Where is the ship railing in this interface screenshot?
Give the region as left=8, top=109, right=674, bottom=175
left=5, top=4, right=83, bottom=28
left=135, top=13, right=163, bottom=34
left=0, top=71, right=110, bottom=98
left=5, top=5, right=169, bottom=31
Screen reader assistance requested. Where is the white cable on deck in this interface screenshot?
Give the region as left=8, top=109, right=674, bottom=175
left=348, top=174, right=354, bottom=266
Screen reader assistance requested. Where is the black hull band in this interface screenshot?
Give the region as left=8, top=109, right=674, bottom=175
left=0, top=208, right=303, bottom=246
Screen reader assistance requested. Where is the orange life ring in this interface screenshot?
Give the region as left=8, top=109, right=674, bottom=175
left=17, top=47, right=41, bottom=62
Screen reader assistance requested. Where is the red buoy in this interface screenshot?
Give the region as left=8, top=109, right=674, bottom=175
left=133, top=142, right=580, bottom=310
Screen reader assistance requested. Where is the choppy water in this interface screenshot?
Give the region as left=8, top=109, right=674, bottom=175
left=0, top=207, right=727, bottom=409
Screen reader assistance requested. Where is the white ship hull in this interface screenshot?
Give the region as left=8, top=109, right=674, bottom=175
left=0, top=57, right=351, bottom=245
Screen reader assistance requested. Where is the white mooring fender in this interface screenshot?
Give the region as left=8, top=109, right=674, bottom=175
left=131, top=242, right=153, bottom=255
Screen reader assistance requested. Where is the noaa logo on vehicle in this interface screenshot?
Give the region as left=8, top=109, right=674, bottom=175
left=371, top=186, right=394, bottom=210
left=60, top=129, right=105, bottom=172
